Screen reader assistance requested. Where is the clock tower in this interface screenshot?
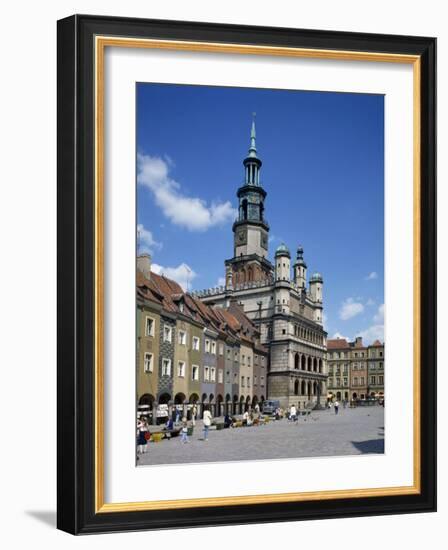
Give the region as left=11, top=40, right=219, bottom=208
left=226, top=117, right=273, bottom=288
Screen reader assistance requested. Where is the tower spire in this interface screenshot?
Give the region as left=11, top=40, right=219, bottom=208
left=249, top=112, right=257, bottom=158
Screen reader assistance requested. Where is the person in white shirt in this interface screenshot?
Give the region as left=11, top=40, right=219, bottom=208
left=202, top=407, right=212, bottom=441
left=290, top=404, right=297, bottom=422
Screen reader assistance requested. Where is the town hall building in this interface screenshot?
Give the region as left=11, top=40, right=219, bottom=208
left=193, top=120, right=328, bottom=409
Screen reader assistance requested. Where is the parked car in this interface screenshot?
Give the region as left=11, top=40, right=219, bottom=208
left=261, top=400, right=280, bottom=415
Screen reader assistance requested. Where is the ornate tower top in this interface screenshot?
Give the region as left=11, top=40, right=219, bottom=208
left=248, top=113, right=258, bottom=159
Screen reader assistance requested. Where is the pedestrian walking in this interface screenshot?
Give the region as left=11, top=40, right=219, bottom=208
left=175, top=407, right=181, bottom=423
left=289, top=404, right=297, bottom=422
left=202, top=407, right=212, bottom=440
left=334, top=400, right=340, bottom=415
left=180, top=417, right=189, bottom=443
left=136, top=417, right=150, bottom=455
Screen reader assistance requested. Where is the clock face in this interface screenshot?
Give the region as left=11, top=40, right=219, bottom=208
left=261, top=232, right=268, bottom=250
left=237, top=230, right=247, bottom=244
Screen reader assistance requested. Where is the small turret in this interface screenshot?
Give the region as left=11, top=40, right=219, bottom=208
left=275, top=243, right=291, bottom=282
left=309, top=272, right=324, bottom=324
left=293, top=245, right=307, bottom=289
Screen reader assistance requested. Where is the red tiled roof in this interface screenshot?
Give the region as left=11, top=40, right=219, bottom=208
left=327, top=338, right=350, bottom=349
left=371, top=339, right=384, bottom=347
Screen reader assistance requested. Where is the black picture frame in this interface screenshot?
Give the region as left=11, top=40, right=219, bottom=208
left=57, top=14, right=436, bottom=534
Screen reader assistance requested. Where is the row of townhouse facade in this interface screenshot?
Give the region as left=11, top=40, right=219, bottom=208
left=137, top=255, right=269, bottom=423
left=326, top=336, right=385, bottom=402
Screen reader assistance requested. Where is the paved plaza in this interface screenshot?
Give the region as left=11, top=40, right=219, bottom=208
left=137, top=406, right=385, bottom=466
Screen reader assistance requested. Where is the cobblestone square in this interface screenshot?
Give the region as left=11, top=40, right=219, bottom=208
left=138, top=406, right=384, bottom=466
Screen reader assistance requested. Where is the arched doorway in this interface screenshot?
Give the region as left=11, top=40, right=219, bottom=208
left=301, top=380, right=306, bottom=395
left=216, top=394, right=223, bottom=416
left=313, top=358, right=317, bottom=372
left=252, top=395, right=259, bottom=410
left=174, top=392, right=186, bottom=421
left=301, top=355, right=306, bottom=370
left=294, top=353, right=300, bottom=369
left=239, top=395, right=245, bottom=414
left=138, top=394, right=155, bottom=422
left=225, top=393, right=231, bottom=415
left=188, top=393, right=199, bottom=420
left=232, top=395, right=238, bottom=415
left=336, top=391, right=341, bottom=400
left=307, top=356, right=312, bottom=371
left=318, top=359, right=323, bottom=373
left=294, top=379, right=299, bottom=395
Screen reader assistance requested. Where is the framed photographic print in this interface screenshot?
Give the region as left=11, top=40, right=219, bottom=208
left=57, top=14, right=436, bottom=534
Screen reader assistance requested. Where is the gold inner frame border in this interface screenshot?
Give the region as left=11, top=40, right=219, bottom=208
left=94, top=36, right=421, bottom=513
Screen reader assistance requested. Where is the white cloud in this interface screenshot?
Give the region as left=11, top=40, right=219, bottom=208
left=373, top=303, right=385, bottom=324
left=137, top=153, right=237, bottom=231
left=356, top=304, right=385, bottom=345
left=366, top=298, right=375, bottom=307
left=217, top=277, right=226, bottom=287
left=331, top=331, right=351, bottom=341
left=322, top=312, right=328, bottom=325
left=356, top=325, right=384, bottom=344
left=339, top=298, right=364, bottom=321
left=365, top=271, right=378, bottom=280
left=152, top=262, right=197, bottom=291
left=137, top=223, right=162, bottom=255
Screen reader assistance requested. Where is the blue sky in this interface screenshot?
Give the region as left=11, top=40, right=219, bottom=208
left=136, top=83, right=384, bottom=345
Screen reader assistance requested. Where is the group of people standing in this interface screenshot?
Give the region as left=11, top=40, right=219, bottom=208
left=136, top=405, right=213, bottom=455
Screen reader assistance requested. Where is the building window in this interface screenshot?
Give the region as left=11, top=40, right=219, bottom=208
left=354, top=352, right=358, bottom=358
left=242, top=354, right=246, bottom=364
left=177, top=361, right=186, bottom=378
left=370, top=362, right=376, bottom=370
left=379, top=362, right=383, bottom=369
left=192, top=365, right=199, bottom=380
left=379, top=351, right=383, bottom=357
left=233, top=372, right=238, bottom=383
left=226, top=371, right=230, bottom=383
left=261, top=376, right=265, bottom=387
left=247, top=377, right=250, bottom=388
left=360, top=377, right=365, bottom=385
left=344, top=377, right=348, bottom=386
left=144, top=353, right=153, bottom=373
left=248, top=356, right=251, bottom=367
left=219, top=343, right=224, bottom=355
left=353, top=377, right=358, bottom=386
left=261, top=356, right=265, bottom=365
left=178, top=330, right=187, bottom=345
left=211, top=341, right=216, bottom=355
left=204, top=366, right=210, bottom=381
left=282, top=329, right=286, bottom=335
left=205, top=339, right=211, bottom=353
left=163, top=325, right=172, bottom=343
left=145, top=317, right=155, bottom=337
left=254, top=375, right=258, bottom=386
left=192, top=336, right=200, bottom=351
left=234, top=351, right=239, bottom=362
left=218, top=370, right=223, bottom=383
left=379, top=375, right=384, bottom=384
left=162, top=358, right=171, bottom=376
left=336, top=378, right=340, bottom=386
left=210, top=367, right=216, bottom=382
left=241, top=376, right=245, bottom=387
left=227, top=348, right=231, bottom=359
left=371, top=375, right=376, bottom=384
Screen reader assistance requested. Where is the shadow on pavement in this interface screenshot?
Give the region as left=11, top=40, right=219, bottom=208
left=351, top=439, right=385, bottom=454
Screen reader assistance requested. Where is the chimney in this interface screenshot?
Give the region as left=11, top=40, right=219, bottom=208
left=137, top=254, right=152, bottom=279
left=355, top=336, right=363, bottom=346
